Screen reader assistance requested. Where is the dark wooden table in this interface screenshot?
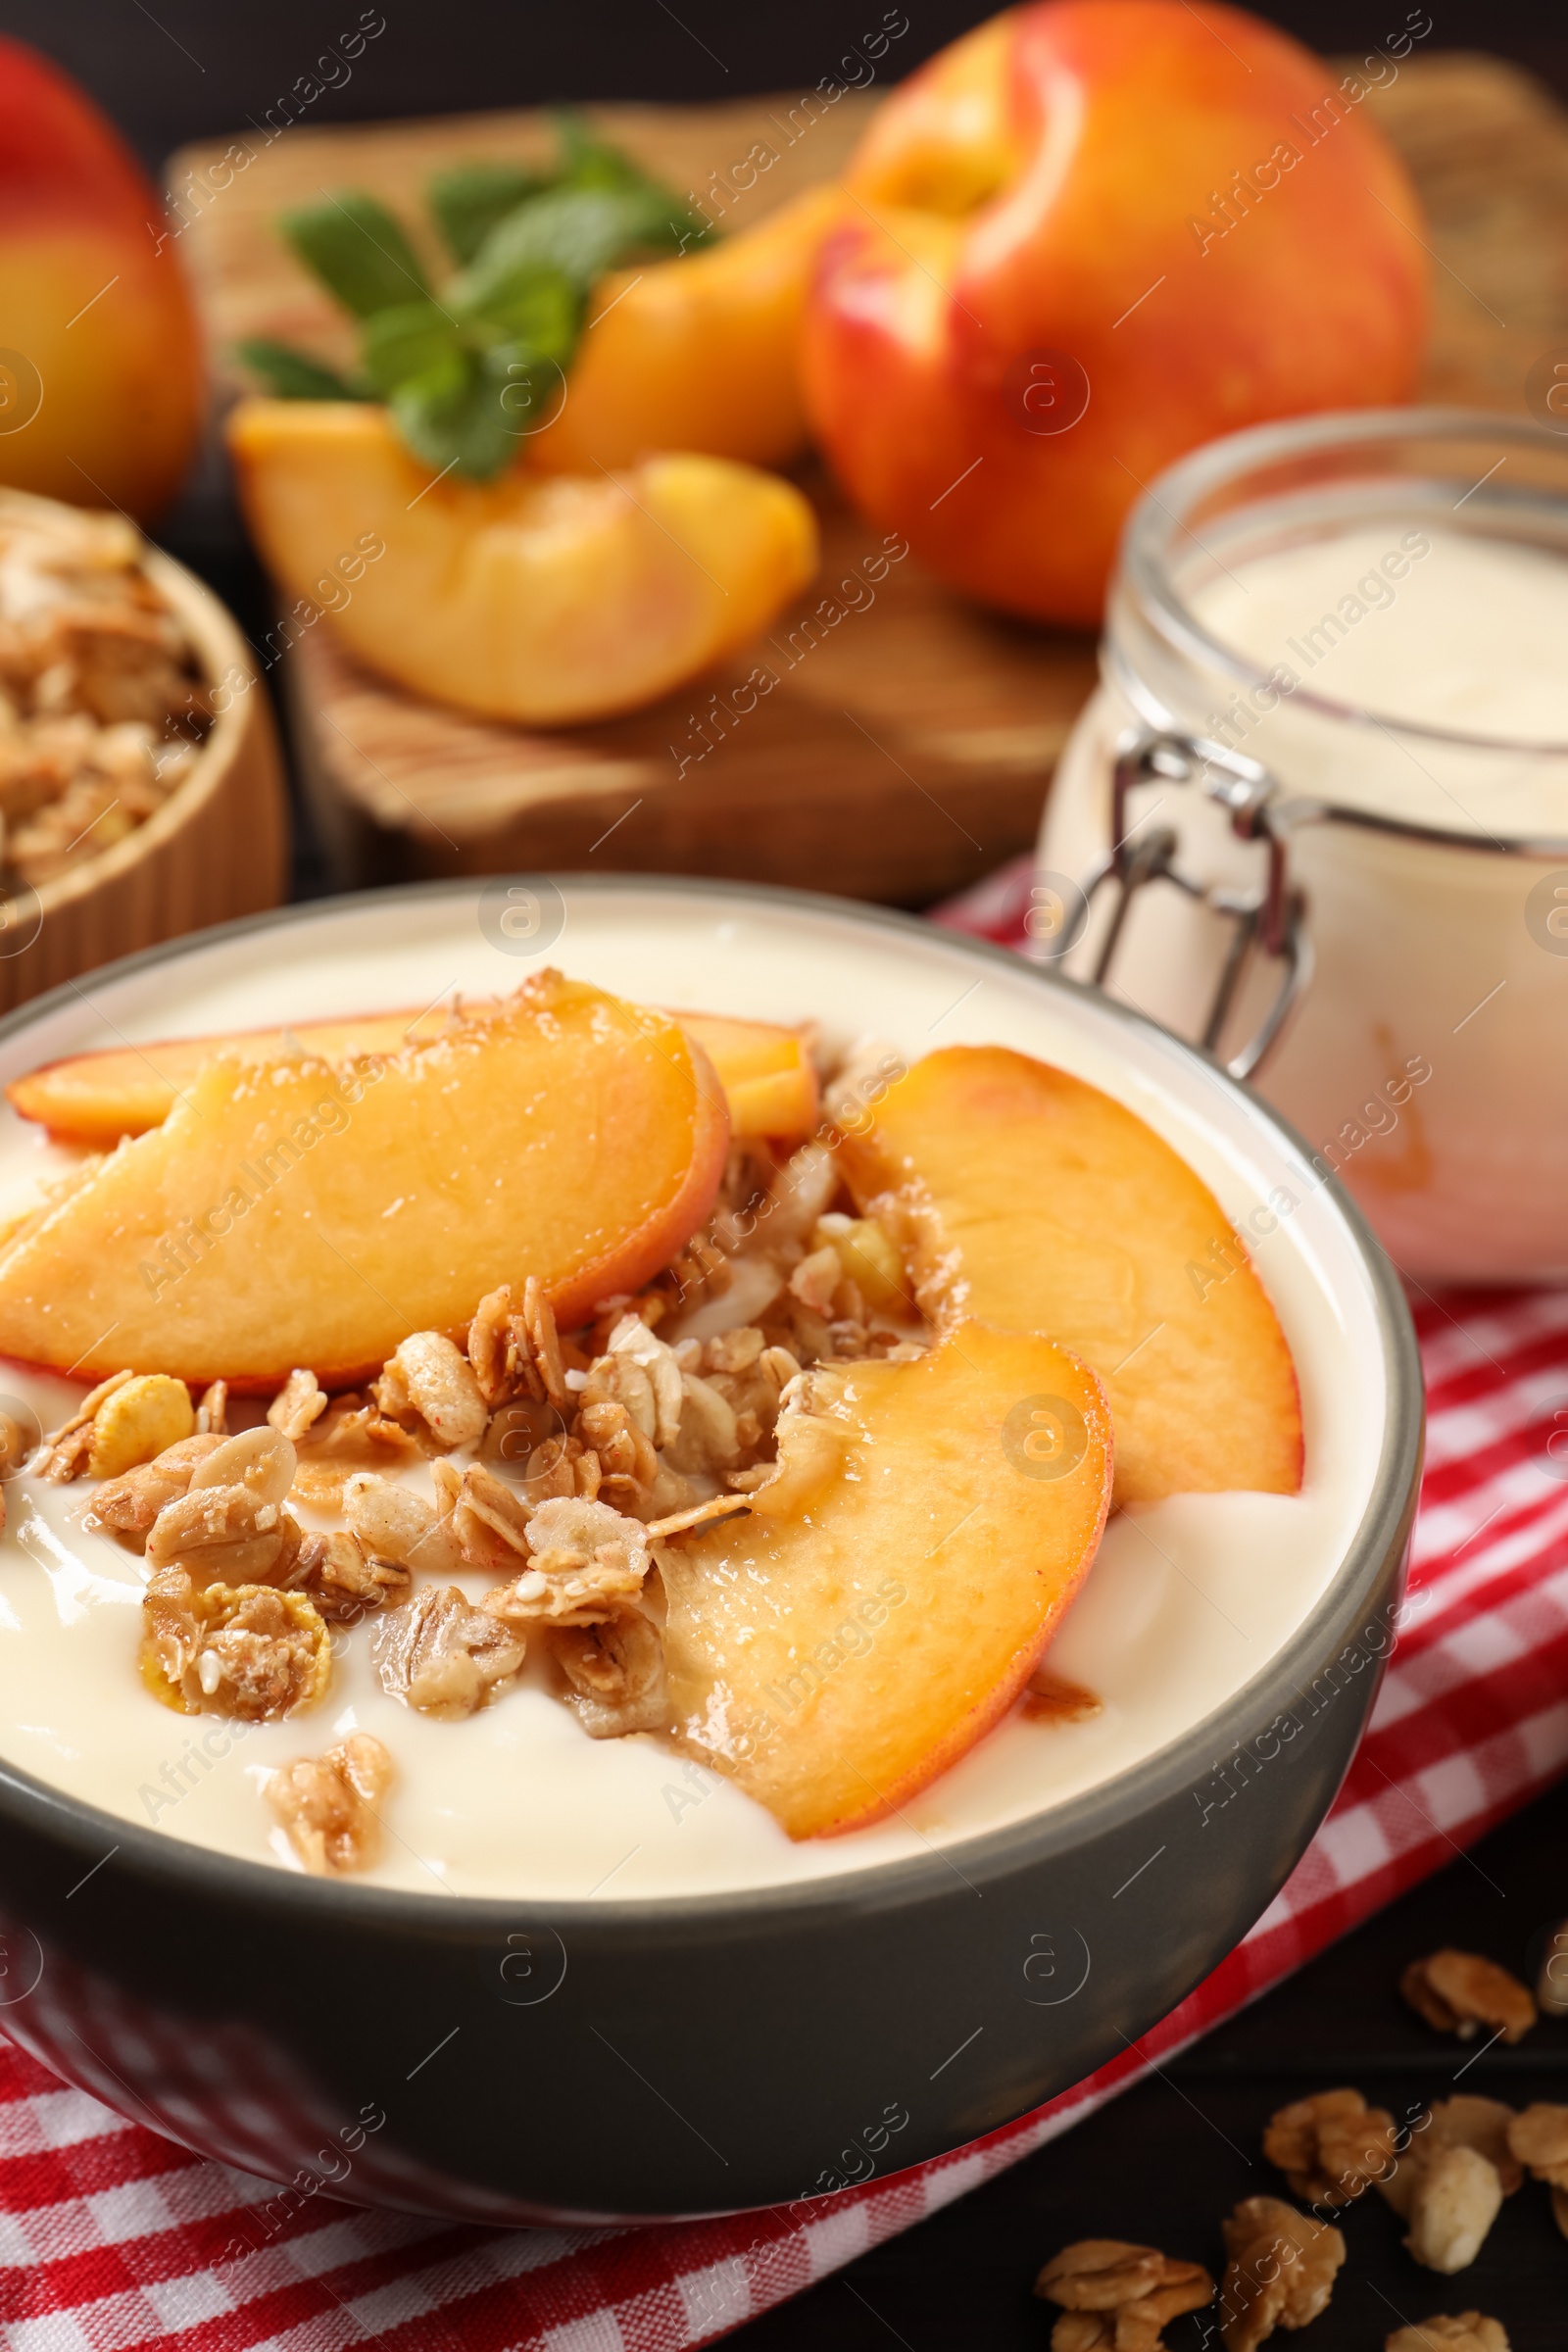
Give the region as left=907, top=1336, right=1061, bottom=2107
left=723, top=1782, right=1568, bottom=2349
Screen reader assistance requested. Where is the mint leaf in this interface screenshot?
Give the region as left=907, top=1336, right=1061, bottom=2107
left=235, top=338, right=361, bottom=400
left=282, top=191, right=430, bottom=318
left=454, top=183, right=701, bottom=321
left=391, top=345, right=532, bottom=482
left=428, top=161, right=553, bottom=264
left=360, top=299, right=464, bottom=398
left=263, top=125, right=715, bottom=484
left=456, top=263, right=577, bottom=357
left=554, top=111, right=713, bottom=251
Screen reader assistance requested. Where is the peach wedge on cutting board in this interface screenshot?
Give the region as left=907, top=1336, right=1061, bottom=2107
left=227, top=400, right=817, bottom=726
left=840, top=1047, right=1302, bottom=1506
left=662, top=1321, right=1113, bottom=1838
left=8, top=1007, right=818, bottom=1150
left=0, top=975, right=727, bottom=1389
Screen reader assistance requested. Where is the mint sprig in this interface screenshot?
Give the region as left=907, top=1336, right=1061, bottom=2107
left=237, top=119, right=715, bottom=482
left=281, top=191, right=430, bottom=318
left=427, top=162, right=551, bottom=265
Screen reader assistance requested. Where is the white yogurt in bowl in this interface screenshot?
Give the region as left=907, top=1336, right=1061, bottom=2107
left=0, top=882, right=1391, bottom=1899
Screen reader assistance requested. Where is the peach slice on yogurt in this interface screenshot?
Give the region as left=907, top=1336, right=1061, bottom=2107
left=0, top=973, right=727, bottom=1390
left=8, top=1007, right=818, bottom=1148
left=660, top=1320, right=1112, bottom=1839
left=839, top=1045, right=1302, bottom=1506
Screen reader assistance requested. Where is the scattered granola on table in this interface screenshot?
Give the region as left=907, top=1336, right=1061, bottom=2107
left=1506, top=2100, right=1568, bottom=2185
left=1384, top=2320, right=1509, bottom=2352
left=1263, top=2085, right=1398, bottom=2205
left=1218, top=2197, right=1344, bottom=2352
left=1033, top=2239, right=1213, bottom=2352
left=1378, top=2096, right=1520, bottom=2274
left=1536, top=1920, right=1568, bottom=2017
left=0, top=491, right=212, bottom=891
left=1399, top=1949, right=1537, bottom=2044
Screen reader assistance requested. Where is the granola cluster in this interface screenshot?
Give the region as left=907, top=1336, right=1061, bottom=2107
left=1035, top=2239, right=1212, bottom=2351
left=1220, top=2197, right=1345, bottom=2352
left=1380, top=2095, right=1523, bottom=2274
left=1036, top=1943, right=1544, bottom=2352
left=29, top=1120, right=922, bottom=1877
left=0, top=493, right=212, bottom=890
left=1400, top=1947, right=1538, bottom=2045
left=1262, top=2086, right=1397, bottom=2206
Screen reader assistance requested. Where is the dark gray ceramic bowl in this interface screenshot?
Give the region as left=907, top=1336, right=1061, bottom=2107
left=0, top=879, right=1422, bottom=2225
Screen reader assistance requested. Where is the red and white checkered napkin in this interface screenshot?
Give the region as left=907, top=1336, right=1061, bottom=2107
left=6, top=901, right=1568, bottom=2352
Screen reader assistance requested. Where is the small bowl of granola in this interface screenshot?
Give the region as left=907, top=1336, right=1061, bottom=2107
left=0, top=877, right=1421, bottom=2223
left=0, top=487, right=287, bottom=1008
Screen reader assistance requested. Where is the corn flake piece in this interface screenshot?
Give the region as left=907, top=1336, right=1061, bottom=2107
left=85, top=1374, right=194, bottom=1478
left=268, top=1367, right=327, bottom=1442
left=141, top=1571, right=330, bottom=1719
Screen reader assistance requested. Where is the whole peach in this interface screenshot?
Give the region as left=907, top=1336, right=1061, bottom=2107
left=803, top=0, right=1429, bottom=625
left=0, top=37, right=203, bottom=520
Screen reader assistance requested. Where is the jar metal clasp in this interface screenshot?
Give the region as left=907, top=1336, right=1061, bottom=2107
left=1075, top=731, right=1313, bottom=1081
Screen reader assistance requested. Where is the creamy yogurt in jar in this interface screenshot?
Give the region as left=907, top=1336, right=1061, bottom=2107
left=1040, top=412, right=1568, bottom=1284
left=0, top=886, right=1389, bottom=1897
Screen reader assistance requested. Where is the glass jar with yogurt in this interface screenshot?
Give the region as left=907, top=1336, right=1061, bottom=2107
left=1039, top=411, right=1568, bottom=1285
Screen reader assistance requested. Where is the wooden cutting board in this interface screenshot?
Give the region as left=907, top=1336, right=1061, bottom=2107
left=170, top=55, right=1568, bottom=905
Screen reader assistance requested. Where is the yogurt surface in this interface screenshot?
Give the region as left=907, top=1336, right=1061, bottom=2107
left=0, top=889, right=1388, bottom=1898
left=1182, top=521, right=1568, bottom=838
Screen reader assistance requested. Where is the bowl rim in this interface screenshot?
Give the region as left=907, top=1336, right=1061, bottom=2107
left=0, top=873, right=1425, bottom=1928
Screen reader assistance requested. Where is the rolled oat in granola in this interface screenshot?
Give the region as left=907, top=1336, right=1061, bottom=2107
left=468, top=1276, right=567, bottom=1410
left=268, top=1367, right=327, bottom=1442
left=343, top=1469, right=465, bottom=1577
left=371, top=1584, right=525, bottom=1718
left=92, top=1433, right=223, bottom=1539
left=266, top=1732, right=392, bottom=1876
left=292, top=1528, right=411, bottom=1623
left=482, top=1494, right=649, bottom=1627
left=145, top=1479, right=304, bottom=1588
left=375, top=1331, right=486, bottom=1449
left=31, top=1370, right=136, bottom=1481
left=552, top=1612, right=669, bottom=1739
